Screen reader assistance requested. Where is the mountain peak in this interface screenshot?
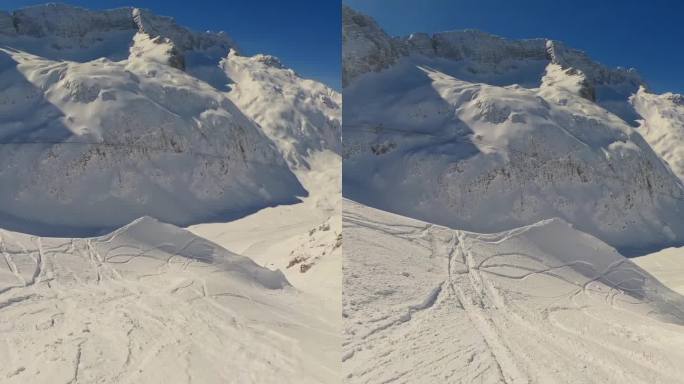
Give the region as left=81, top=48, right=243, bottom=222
left=342, top=6, right=646, bottom=123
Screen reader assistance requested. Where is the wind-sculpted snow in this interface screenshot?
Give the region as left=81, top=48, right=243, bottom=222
left=0, top=217, right=338, bottom=383
left=343, top=200, right=684, bottom=384
left=342, top=7, right=684, bottom=254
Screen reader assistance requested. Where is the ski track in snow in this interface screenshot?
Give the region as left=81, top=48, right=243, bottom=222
left=0, top=224, right=338, bottom=384
left=343, top=200, right=684, bottom=384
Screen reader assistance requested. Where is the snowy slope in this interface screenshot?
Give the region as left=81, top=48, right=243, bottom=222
left=342, top=7, right=684, bottom=254
left=189, top=150, right=342, bottom=310
left=634, top=245, right=684, bottom=296
left=631, top=87, right=684, bottom=182
left=0, top=218, right=339, bottom=384
left=0, top=4, right=309, bottom=236
left=343, top=200, right=684, bottom=384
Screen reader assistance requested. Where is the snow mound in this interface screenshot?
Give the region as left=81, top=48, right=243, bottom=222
left=0, top=215, right=288, bottom=294
left=344, top=200, right=684, bottom=383
left=342, top=7, right=684, bottom=254
left=97, top=216, right=289, bottom=289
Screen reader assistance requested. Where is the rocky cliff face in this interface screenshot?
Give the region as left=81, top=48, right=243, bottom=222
left=342, top=6, right=684, bottom=254
left=342, top=6, right=399, bottom=87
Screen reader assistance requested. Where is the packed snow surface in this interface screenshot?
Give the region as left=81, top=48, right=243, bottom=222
left=0, top=218, right=338, bottom=383
left=343, top=200, right=684, bottom=384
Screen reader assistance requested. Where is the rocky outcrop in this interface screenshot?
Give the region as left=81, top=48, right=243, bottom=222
left=342, top=5, right=399, bottom=86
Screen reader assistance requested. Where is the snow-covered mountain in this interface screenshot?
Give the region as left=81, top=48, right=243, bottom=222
left=342, top=5, right=684, bottom=254
left=0, top=3, right=340, bottom=236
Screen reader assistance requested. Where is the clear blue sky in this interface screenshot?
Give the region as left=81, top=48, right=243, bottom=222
left=345, top=0, right=684, bottom=94
left=3, top=0, right=341, bottom=89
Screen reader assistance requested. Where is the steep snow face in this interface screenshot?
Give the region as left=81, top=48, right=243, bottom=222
left=0, top=217, right=338, bottom=383
left=343, top=200, right=684, bottom=383
left=0, top=6, right=308, bottom=236
left=222, top=51, right=341, bottom=169
left=342, top=8, right=684, bottom=254
left=631, top=87, right=684, bottom=182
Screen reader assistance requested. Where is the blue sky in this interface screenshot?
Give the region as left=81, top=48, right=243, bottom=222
left=3, top=0, right=341, bottom=89
left=345, top=0, right=684, bottom=94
